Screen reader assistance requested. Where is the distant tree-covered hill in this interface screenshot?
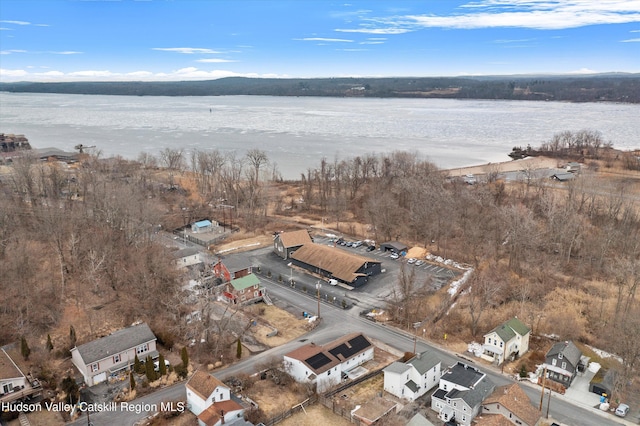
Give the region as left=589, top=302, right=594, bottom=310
left=1, top=74, right=639, bottom=103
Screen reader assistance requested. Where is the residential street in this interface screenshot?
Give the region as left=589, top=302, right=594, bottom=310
left=67, top=272, right=631, bottom=426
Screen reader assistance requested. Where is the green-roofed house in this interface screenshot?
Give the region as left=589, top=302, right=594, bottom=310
left=481, top=317, right=531, bottom=365
left=222, top=273, right=265, bottom=305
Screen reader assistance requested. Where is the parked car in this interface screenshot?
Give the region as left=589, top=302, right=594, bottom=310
left=328, top=279, right=338, bottom=286
left=154, top=359, right=170, bottom=372
left=407, top=258, right=416, bottom=264
left=615, top=403, right=630, bottom=417
left=415, top=260, right=425, bottom=266
left=366, top=245, right=376, bottom=252
left=352, top=241, right=363, bottom=248
left=390, top=252, right=399, bottom=259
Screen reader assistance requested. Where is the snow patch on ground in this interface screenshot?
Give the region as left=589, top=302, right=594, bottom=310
left=587, top=345, right=623, bottom=364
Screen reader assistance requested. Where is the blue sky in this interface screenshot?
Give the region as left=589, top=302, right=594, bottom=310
left=1, top=0, right=639, bottom=82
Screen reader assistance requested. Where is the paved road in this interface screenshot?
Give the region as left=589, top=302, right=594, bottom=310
left=68, top=253, right=627, bottom=426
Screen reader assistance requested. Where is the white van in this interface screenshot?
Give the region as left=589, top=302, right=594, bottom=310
left=328, top=279, right=338, bottom=286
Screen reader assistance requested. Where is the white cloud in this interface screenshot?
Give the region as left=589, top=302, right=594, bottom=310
left=0, top=67, right=289, bottom=82
left=195, top=58, right=237, bottom=63
left=51, top=51, right=83, bottom=55
left=568, top=67, right=599, bottom=74
left=0, top=49, right=26, bottom=55
left=493, top=38, right=536, bottom=43
left=295, top=37, right=353, bottom=42
left=621, top=37, right=640, bottom=42
left=152, top=47, right=222, bottom=54
left=359, top=41, right=384, bottom=44
left=335, top=0, right=640, bottom=32
left=0, top=27, right=13, bottom=31
left=0, top=20, right=30, bottom=25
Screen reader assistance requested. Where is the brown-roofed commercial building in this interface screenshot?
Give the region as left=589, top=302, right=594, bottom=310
left=290, top=244, right=381, bottom=287
left=273, top=229, right=313, bottom=259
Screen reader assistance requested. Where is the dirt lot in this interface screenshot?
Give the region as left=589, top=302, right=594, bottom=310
left=277, top=404, right=352, bottom=426
left=245, top=304, right=311, bottom=347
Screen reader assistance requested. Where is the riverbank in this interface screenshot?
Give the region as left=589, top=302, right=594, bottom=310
left=445, top=156, right=561, bottom=177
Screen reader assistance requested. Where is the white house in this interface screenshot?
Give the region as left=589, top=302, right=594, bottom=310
left=0, top=348, right=27, bottom=403
left=185, top=370, right=245, bottom=426
left=71, top=323, right=158, bottom=386
left=284, top=333, right=374, bottom=392
left=383, top=350, right=441, bottom=401
left=481, top=317, right=530, bottom=365
left=431, top=362, right=495, bottom=426
left=172, top=247, right=202, bottom=269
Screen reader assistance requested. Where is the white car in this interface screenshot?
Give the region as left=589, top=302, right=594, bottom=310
left=328, top=279, right=338, bottom=286
left=415, top=260, right=425, bottom=266
left=407, top=258, right=416, bottom=264
left=390, top=252, right=399, bottom=259
left=615, top=403, right=630, bottom=417
left=154, top=359, right=170, bottom=371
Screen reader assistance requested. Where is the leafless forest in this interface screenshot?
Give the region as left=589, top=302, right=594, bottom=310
left=1, top=130, right=639, bottom=396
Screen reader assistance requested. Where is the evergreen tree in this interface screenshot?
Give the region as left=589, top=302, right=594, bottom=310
left=46, top=334, right=54, bottom=352
left=181, top=346, right=189, bottom=368
left=158, top=353, right=167, bottom=376
left=69, top=325, right=77, bottom=348
left=145, top=355, right=157, bottom=382
left=20, top=336, right=31, bottom=360
left=134, top=354, right=143, bottom=374
left=61, top=376, right=79, bottom=404
left=236, top=339, right=242, bottom=359
left=129, top=372, right=136, bottom=391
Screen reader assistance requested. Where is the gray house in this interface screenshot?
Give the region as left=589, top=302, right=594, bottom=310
left=431, top=362, right=495, bottom=426
left=71, top=323, right=158, bottom=386
left=273, top=230, right=313, bottom=260
left=542, top=341, right=585, bottom=388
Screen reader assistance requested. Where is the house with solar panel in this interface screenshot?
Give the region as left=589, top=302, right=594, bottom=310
left=283, top=333, right=374, bottom=392
left=383, top=350, right=442, bottom=401
left=431, top=362, right=495, bottom=426
left=71, top=323, right=158, bottom=386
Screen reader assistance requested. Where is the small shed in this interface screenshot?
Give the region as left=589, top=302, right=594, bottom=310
left=191, top=220, right=214, bottom=233
left=566, top=162, right=581, bottom=173
left=380, top=241, right=408, bottom=254
left=551, top=172, right=575, bottom=182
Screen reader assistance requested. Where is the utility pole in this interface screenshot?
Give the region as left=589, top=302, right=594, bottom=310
left=539, top=367, right=547, bottom=411
left=546, top=387, right=551, bottom=418
left=316, top=281, right=322, bottom=319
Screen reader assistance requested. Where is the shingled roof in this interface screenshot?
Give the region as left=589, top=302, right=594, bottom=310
left=276, top=229, right=312, bottom=248
left=488, top=317, right=530, bottom=342
left=482, top=384, right=541, bottom=426
left=186, top=370, right=227, bottom=401
left=73, top=323, right=156, bottom=365
left=291, top=244, right=380, bottom=283
left=547, top=341, right=582, bottom=367
left=0, top=348, right=24, bottom=380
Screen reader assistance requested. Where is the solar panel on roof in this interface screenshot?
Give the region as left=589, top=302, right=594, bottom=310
left=305, top=352, right=333, bottom=370
left=329, top=335, right=371, bottom=359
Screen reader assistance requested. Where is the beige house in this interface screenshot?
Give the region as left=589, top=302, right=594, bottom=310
left=479, top=383, right=542, bottom=426
left=273, top=229, right=312, bottom=259
left=481, top=318, right=530, bottom=365
left=71, top=323, right=158, bottom=386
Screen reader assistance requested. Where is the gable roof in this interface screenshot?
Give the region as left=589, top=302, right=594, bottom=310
left=483, top=384, right=542, bottom=426
left=229, top=274, right=260, bottom=290
left=458, top=376, right=495, bottom=408
left=171, top=247, right=200, bottom=259
left=276, top=229, right=312, bottom=248
left=0, top=348, right=25, bottom=380
left=487, top=317, right=530, bottom=342
left=285, top=333, right=373, bottom=375
left=291, top=244, right=380, bottom=283
left=383, top=362, right=411, bottom=375
left=186, top=370, right=228, bottom=401
left=406, top=413, right=436, bottom=426
left=197, top=399, right=244, bottom=426
left=546, top=341, right=582, bottom=366
left=73, top=323, right=156, bottom=365
left=408, top=350, right=441, bottom=374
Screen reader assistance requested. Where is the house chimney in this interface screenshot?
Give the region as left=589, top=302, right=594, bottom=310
left=220, top=410, right=225, bottom=424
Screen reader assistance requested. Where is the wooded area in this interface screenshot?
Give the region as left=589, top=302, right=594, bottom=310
left=1, top=130, right=639, bottom=398
left=1, top=74, right=639, bottom=102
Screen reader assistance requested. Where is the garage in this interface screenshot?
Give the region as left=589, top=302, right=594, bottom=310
left=380, top=241, right=408, bottom=254
left=92, top=372, right=107, bottom=386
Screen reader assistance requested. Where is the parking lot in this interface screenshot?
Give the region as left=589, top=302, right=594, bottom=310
left=230, top=236, right=462, bottom=311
